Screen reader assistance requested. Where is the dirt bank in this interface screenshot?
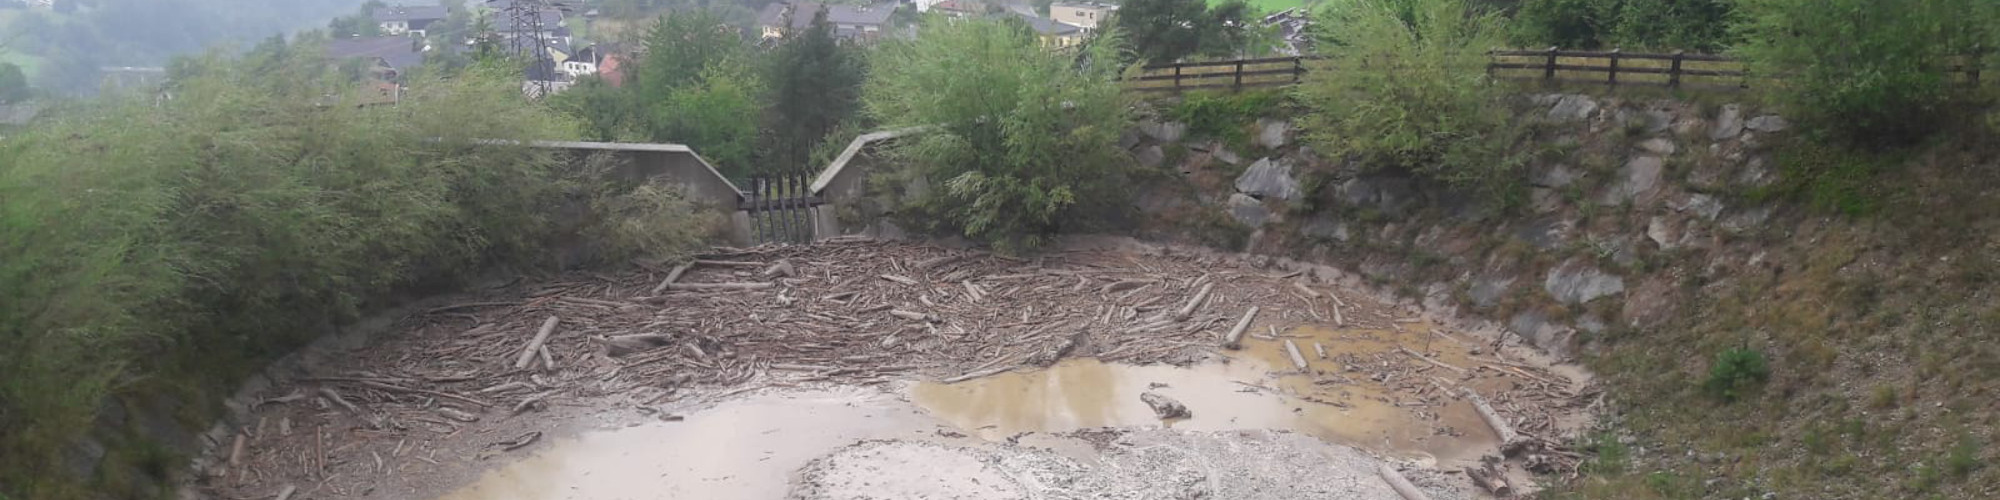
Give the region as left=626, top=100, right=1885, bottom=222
left=186, top=237, right=1594, bottom=499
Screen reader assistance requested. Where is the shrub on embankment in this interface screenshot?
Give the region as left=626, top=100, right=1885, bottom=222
left=861, top=19, right=1136, bottom=254
left=0, top=45, right=710, bottom=498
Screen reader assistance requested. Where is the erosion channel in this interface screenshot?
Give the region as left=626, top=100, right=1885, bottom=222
left=193, top=237, right=1595, bottom=500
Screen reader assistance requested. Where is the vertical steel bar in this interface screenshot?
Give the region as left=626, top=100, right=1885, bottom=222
left=754, top=177, right=766, bottom=244
left=780, top=174, right=794, bottom=244
left=794, top=173, right=807, bottom=243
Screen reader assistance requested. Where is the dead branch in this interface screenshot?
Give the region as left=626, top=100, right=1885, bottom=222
left=650, top=262, right=694, bottom=295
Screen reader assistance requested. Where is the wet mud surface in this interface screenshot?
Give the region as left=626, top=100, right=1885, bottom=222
left=190, top=238, right=1594, bottom=500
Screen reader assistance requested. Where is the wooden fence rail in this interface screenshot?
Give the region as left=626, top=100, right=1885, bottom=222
left=1487, top=48, right=1752, bottom=89
left=1125, top=49, right=1990, bottom=93
left=1126, top=56, right=1316, bottom=92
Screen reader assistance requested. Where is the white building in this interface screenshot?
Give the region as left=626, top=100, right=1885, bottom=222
left=1049, top=2, right=1117, bottom=31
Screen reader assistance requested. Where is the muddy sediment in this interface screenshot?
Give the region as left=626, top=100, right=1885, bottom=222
left=191, top=237, right=1594, bottom=500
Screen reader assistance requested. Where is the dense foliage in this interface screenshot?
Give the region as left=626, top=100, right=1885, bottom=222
left=863, top=19, right=1133, bottom=253
left=1110, top=0, right=1276, bottom=63
left=762, top=8, right=868, bottom=172
left=552, top=7, right=868, bottom=178
left=1509, top=0, right=1736, bottom=52
left=1735, top=0, right=1999, bottom=147
left=1296, top=0, right=1522, bottom=200
left=0, top=40, right=709, bottom=498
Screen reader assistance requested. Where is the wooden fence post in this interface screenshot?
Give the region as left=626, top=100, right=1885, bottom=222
left=1607, top=48, right=1620, bottom=86
left=1544, top=46, right=1558, bottom=82
left=1669, top=50, right=1684, bottom=88
left=1234, top=59, right=1245, bottom=90
left=1173, top=64, right=1183, bottom=91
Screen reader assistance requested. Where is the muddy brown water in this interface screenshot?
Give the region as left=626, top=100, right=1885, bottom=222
left=435, top=388, right=959, bottom=500
left=437, top=322, right=1510, bottom=499
left=912, top=323, right=1501, bottom=465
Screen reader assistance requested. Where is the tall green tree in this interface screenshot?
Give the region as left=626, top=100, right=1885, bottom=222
left=1112, top=0, right=1273, bottom=62
left=1111, top=0, right=1212, bottom=63
left=763, top=8, right=867, bottom=172
left=1198, top=0, right=1276, bottom=58
left=623, top=9, right=762, bottom=177
left=1510, top=0, right=1736, bottom=51
left=864, top=19, right=1133, bottom=253
left=652, top=64, right=765, bottom=177
left=1296, top=0, right=1522, bottom=200
left=637, top=9, right=747, bottom=93
left=1736, top=0, right=1999, bottom=146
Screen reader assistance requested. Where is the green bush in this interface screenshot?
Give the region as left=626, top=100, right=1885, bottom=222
left=1168, top=89, right=1284, bottom=151
left=1296, top=0, right=1525, bottom=202
left=863, top=20, right=1134, bottom=254
left=1511, top=0, right=1737, bottom=52
left=1509, top=0, right=1619, bottom=50
left=1703, top=347, right=1771, bottom=402
left=0, top=42, right=706, bottom=498
left=588, top=181, right=721, bottom=260
left=1735, top=0, right=1999, bottom=147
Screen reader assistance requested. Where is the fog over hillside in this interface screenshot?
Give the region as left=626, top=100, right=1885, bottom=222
left=0, top=0, right=372, bottom=93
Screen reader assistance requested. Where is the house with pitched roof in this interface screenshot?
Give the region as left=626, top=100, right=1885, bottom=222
left=1005, top=12, right=1084, bottom=48
left=756, top=2, right=897, bottom=42
left=325, top=36, right=425, bottom=82
left=373, top=4, right=450, bottom=37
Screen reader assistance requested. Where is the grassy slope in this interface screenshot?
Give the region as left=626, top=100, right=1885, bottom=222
left=1563, top=129, right=2000, bottom=499
left=1134, top=88, right=2000, bottom=499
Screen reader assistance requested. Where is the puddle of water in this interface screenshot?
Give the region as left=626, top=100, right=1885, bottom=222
left=435, top=388, right=952, bottom=500
left=911, top=322, right=1501, bottom=463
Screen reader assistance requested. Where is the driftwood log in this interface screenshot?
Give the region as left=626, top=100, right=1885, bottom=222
left=1463, top=388, right=1527, bottom=453
left=665, top=282, right=775, bottom=291
left=1466, top=462, right=1513, bottom=496
left=1376, top=464, right=1431, bottom=500
left=1283, top=340, right=1309, bottom=370
left=513, top=316, right=561, bottom=370
left=1400, top=347, right=1468, bottom=375
left=1175, top=283, right=1214, bottom=321
left=1221, top=306, right=1260, bottom=349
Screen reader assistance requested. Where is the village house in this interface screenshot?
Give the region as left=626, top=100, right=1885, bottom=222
left=325, top=36, right=425, bottom=83
left=1048, top=1, right=1116, bottom=31
left=372, top=4, right=449, bottom=37
left=522, top=60, right=573, bottom=99
left=930, top=0, right=984, bottom=19
left=756, top=2, right=896, bottom=42
left=1008, top=12, right=1084, bottom=48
